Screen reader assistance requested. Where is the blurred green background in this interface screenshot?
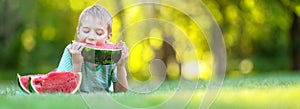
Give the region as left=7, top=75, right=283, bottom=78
left=1, top=0, right=300, bottom=82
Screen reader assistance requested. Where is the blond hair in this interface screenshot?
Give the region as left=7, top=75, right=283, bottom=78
left=78, top=5, right=113, bottom=33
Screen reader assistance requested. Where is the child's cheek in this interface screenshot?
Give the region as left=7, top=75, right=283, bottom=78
left=77, top=36, right=86, bottom=42
left=96, top=40, right=105, bottom=45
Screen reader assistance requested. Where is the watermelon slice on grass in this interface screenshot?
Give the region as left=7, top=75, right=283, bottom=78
left=17, top=72, right=82, bottom=94
left=17, top=74, right=43, bottom=94
left=82, top=43, right=122, bottom=65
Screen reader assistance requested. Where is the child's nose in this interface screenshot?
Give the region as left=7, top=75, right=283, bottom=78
left=86, top=34, right=96, bottom=41
left=87, top=36, right=95, bottom=41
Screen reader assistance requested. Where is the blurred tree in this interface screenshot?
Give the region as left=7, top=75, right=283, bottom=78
left=0, top=0, right=24, bottom=69
left=278, top=0, right=300, bottom=71
left=203, top=0, right=299, bottom=72
left=290, top=12, right=300, bottom=71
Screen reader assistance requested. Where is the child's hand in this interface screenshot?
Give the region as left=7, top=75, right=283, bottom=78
left=67, top=41, right=86, bottom=65
left=117, top=40, right=129, bottom=67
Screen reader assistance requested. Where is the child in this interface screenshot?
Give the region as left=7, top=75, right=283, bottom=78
left=56, top=4, right=128, bottom=93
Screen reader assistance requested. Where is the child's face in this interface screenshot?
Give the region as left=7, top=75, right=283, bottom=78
left=77, top=16, right=111, bottom=45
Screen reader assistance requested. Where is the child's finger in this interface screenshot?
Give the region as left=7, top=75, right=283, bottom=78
left=74, top=45, right=79, bottom=51
left=125, top=48, right=129, bottom=57
left=78, top=45, right=85, bottom=52
left=72, top=42, right=85, bottom=51
left=70, top=44, right=75, bottom=50
left=119, top=40, right=126, bottom=45
left=74, top=44, right=80, bottom=50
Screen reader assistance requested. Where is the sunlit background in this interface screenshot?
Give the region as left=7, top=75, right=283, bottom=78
left=1, top=0, right=300, bottom=82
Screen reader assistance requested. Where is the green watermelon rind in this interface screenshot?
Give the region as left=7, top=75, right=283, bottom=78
left=82, top=47, right=122, bottom=65
left=28, top=72, right=82, bottom=94
left=17, top=74, right=30, bottom=94
left=28, top=76, right=37, bottom=94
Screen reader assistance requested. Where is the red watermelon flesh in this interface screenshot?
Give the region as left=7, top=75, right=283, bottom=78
left=29, top=72, right=82, bottom=94
left=85, top=43, right=122, bottom=50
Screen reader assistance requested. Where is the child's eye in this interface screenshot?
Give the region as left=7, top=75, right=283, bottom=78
left=83, top=29, right=90, bottom=33
left=96, top=30, right=104, bottom=35
left=96, top=32, right=103, bottom=35
left=83, top=28, right=90, bottom=33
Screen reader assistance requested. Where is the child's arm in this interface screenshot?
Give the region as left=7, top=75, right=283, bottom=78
left=114, top=66, right=129, bottom=92
left=114, top=41, right=129, bottom=92
left=67, top=41, right=86, bottom=72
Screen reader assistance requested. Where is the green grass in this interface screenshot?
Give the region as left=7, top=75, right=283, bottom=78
left=210, top=73, right=300, bottom=109
left=1, top=73, right=300, bottom=109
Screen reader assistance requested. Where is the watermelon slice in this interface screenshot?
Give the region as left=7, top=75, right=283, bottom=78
left=17, top=72, right=82, bottom=94
left=17, top=74, right=43, bottom=94
left=28, top=72, right=82, bottom=94
left=82, top=43, right=122, bottom=65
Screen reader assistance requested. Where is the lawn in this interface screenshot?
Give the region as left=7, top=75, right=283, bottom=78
left=1, top=72, right=300, bottom=109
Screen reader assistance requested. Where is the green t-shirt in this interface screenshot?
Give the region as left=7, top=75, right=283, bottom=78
left=57, top=46, right=118, bottom=93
